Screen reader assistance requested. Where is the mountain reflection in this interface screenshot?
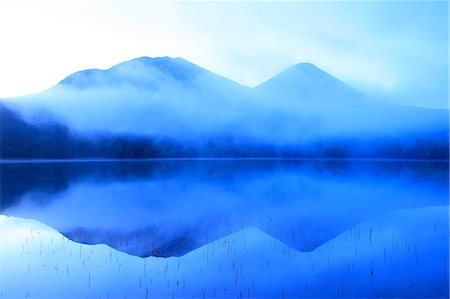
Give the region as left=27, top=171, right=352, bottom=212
left=1, top=159, right=448, bottom=257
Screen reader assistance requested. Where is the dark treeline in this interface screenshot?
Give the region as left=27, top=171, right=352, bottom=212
left=0, top=104, right=179, bottom=158
left=0, top=104, right=448, bottom=160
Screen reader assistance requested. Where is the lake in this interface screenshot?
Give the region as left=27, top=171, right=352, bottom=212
left=1, top=159, right=448, bottom=298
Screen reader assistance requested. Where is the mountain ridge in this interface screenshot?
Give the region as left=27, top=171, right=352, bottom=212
left=0, top=56, right=448, bottom=159
left=58, top=56, right=248, bottom=91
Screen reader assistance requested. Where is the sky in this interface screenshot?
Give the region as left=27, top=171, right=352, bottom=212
left=0, top=1, right=447, bottom=108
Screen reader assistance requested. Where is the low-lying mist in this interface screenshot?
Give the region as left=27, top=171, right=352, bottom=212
left=1, top=57, right=448, bottom=158
left=2, top=160, right=448, bottom=257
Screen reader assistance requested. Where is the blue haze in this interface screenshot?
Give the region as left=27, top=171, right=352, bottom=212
left=2, top=57, right=447, bottom=149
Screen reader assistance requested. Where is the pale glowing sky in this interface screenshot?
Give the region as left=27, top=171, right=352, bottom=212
left=0, top=1, right=447, bottom=108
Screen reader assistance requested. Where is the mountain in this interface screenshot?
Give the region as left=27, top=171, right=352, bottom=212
left=257, top=63, right=448, bottom=139
left=59, top=56, right=245, bottom=92
left=255, top=62, right=365, bottom=104
left=2, top=57, right=254, bottom=142
left=0, top=56, right=448, bottom=159
left=59, top=56, right=200, bottom=88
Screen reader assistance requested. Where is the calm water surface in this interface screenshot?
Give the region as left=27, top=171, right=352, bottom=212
left=1, top=159, right=448, bottom=297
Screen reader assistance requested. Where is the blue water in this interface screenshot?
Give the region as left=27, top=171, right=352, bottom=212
left=1, top=159, right=448, bottom=297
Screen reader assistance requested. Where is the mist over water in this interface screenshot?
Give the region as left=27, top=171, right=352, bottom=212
left=2, top=160, right=448, bottom=257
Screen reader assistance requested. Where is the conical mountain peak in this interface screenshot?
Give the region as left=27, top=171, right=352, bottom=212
left=255, top=62, right=362, bottom=102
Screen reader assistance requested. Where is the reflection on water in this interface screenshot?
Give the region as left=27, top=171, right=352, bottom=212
left=1, top=160, right=448, bottom=258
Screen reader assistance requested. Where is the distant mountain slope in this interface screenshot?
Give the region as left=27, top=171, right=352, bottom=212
left=0, top=56, right=448, bottom=159
left=59, top=56, right=246, bottom=92
left=255, top=62, right=365, bottom=104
